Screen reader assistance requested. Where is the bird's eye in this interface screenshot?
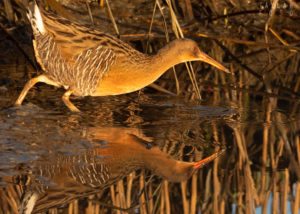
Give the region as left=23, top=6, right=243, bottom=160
left=193, top=46, right=199, bottom=57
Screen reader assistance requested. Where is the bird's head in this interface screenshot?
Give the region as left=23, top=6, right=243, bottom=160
left=172, top=39, right=230, bottom=73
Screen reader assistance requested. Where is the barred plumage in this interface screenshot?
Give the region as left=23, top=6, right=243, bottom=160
left=15, top=1, right=229, bottom=112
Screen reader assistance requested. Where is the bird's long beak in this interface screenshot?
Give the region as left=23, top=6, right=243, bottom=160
left=198, top=51, right=230, bottom=73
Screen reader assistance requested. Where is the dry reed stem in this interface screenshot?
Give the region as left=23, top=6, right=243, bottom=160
left=177, top=0, right=194, bottom=21
left=152, top=0, right=182, bottom=95
left=265, top=0, right=279, bottom=63
left=269, top=27, right=289, bottom=46
left=237, top=167, right=243, bottom=214
left=294, top=77, right=300, bottom=92
left=85, top=0, right=94, bottom=25
left=233, top=126, right=259, bottom=212
left=213, top=68, right=220, bottom=104
left=272, top=172, right=279, bottom=214
left=74, top=200, right=78, bottom=214
left=286, top=0, right=300, bottom=11
left=160, top=184, right=164, bottom=214
left=156, top=0, right=183, bottom=95
left=262, top=190, right=271, bottom=214
left=233, top=128, right=247, bottom=160
left=165, top=0, right=182, bottom=38
left=86, top=195, right=94, bottom=214
left=120, top=33, right=157, bottom=39
left=220, top=197, right=225, bottom=214
left=139, top=172, right=146, bottom=214
left=151, top=0, right=182, bottom=95
left=165, top=0, right=201, bottom=100
left=86, top=195, right=92, bottom=213
left=265, top=52, right=297, bottom=74
left=275, top=113, right=300, bottom=179
left=213, top=152, right=221, bottom=214
left=110, top=185, right=116, bottom=210
left=126, top=172, right=135, bottom=208
left=212, top=123, right=221, bottom=213
left=154, top=0, right=170, bottom=41
left=282, top=29, right=300, bottom=40
left=180, top=180, right=189, bottom=214
left=105, top=0, right=119, bottom=36
left=260, top=99, right=272, bottom=203
left=151, top=183, right=162, bottom=214
left=281, top=169, right=289, bottom=214
left=238, top=69, right=243, bottom=107
left=148, top=182, right=153, bottom=213
left=293, top=182, right=300, bottom=214
left=265, top=0, right=279, bottom=33
left=270, top=131, right=276, bottom=170
left=95, top=201, right=100, bottom=214
left=274, top=138, right=284, bottom=166
left=213, top=42, right=229, bottom=99
left=68, top=201, right=73, bottom=214
left=49, top=208, right=57, bottom=214
left=296, top=136, right=300, bottom=165
left=145, top=0, right=158, bottom=52
left=245, top=149, right=258, bottom=212
left=163, top=181, right=170, bottom=214
left=202, top=169, right=212, bottom=211
left=115, top=193, right=121, bottom=214
left=5, top=185, right=19, bottom=214
left=190, top=173, right=197, bottom=214
left=229, top=64, right=237, bottom=103
left=4, top=0, right=14, bottom=23
left=117, top=179, right=127, bottom=212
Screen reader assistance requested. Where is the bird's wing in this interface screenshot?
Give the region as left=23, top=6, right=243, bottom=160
left=40, top=10, right=134, bottom=62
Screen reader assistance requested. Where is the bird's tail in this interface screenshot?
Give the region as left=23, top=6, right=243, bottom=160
left=19, top=190, right=39, bottom=214
left=27, top=1, right=46, bottom=35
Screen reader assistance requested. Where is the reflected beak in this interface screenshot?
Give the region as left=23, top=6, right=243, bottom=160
left=192, top=149, right=225, bottom=169
left=198, top=51, right=230, bottom=73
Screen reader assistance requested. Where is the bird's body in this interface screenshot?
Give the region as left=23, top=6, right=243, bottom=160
left=15, top=2, right=229, bottom=111
left=32, top=9, right=149, bottom=97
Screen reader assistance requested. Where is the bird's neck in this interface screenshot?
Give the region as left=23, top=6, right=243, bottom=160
left=148, top=45, right=183, bottom=77
left=142, top=147, right=195, bottom=182
left=94, top=44, right=184, bottom=96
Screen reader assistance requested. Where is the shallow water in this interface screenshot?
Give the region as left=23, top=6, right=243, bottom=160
left=0, top=31, right=300, bottom=214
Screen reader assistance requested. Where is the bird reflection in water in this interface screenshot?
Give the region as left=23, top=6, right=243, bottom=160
left=19, top=127, right=224, bottom=213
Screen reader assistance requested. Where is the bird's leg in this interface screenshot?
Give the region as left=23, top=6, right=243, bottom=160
left=15, top=74, right=58, bottom=105
left=62, top=90, right=80, bottom=112
left=149, top=83, right=175, bottom=96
